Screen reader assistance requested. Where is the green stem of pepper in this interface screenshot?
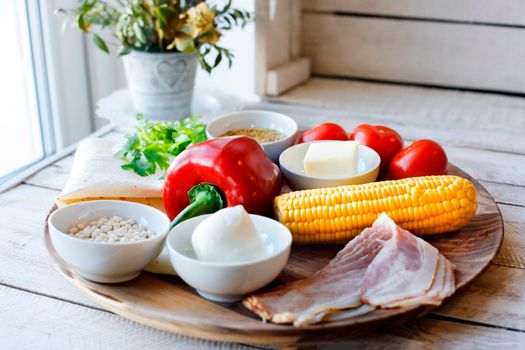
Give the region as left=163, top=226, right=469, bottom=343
left=169, top=183, right=225, bottom=230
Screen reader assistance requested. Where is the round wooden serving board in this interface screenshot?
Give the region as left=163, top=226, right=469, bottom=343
left=44, top=165, right=503, bottom=346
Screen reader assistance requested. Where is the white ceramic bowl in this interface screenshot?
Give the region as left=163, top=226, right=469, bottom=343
left=166, top=214, right=292, bottom=302
left=49, top=200, right=170, bottom=283
left=279, top=142, right=381, bottom=190
left=205, top=110, right=298, bottom=162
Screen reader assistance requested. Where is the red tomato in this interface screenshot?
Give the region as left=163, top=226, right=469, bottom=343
left=389, top=139, right=448, bottom=179
left=349, top=124, right=403, bottom=174
left=298, top=123, right=348, bottom=143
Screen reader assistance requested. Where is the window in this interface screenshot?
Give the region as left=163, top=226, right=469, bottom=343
left=0, top=0, right=102, bottom=187
left=0, top=0, right=55, bottom=182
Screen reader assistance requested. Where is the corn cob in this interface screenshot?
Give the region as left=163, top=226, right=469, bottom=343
left=274, top=175, right=477, bottom=244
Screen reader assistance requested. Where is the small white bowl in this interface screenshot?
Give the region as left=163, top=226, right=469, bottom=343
left=279, top=142, right=381, bottom=190
left=49, top=200, right=170, bottom=283
left=205, top=110, right=298, bottom=162
left=166, top=214, right=292, bottom=302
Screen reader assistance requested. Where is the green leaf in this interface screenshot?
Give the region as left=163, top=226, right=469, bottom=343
left=198, top=51, right=213, bottom=73
left=155, top=5, right=175, bottom=28
left=228, top=12, right=238, bottom=25
left=116, top=115, right=207, bottom=177
left=132, top=21, right=147, bottom=44
left=92, top=33, right=110, bottom=53
left=143, top=148, right=171, bottom=170
left=216, top=0, right=232, bottom=15
left=167, top=140, right=192, bottom=156
left=118, top=45, right=132, bottom=55
left=114, top=134, right=139, bottom=159
left=213, top=51, right=222, bottom=68
left=77, top=14, right=87, bottom=31
left=201, top=45, right=211, bottom=56
left=121, top=157, right=155, bottom=176
left=222, top=15, right=232, bottom=30
left=80, top=0, right=96, bottom=13
left=154, top=7, right=167, bottom=27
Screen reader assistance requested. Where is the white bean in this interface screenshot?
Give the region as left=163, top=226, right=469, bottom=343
left=69, top=216, right=151, bottom=243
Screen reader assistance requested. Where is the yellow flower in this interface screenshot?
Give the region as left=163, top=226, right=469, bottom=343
left=184, top=2, right=216, bottom=38
left=199, top=28, right=221, bottom=45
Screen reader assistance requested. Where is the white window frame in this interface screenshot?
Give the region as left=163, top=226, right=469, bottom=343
left=0, top=0, right=124, bottom=192
left=38, top=0, right=94, bottom=149
left=42, top=0, right=127, bottom=134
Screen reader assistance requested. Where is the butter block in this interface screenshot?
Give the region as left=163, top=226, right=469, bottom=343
left=303, top=141, right=359, bottom=177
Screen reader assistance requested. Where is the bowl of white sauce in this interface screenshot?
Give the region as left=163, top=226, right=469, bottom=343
left=166, top=206, right=292, bottom=302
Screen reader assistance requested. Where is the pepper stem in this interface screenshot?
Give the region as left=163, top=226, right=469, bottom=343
left=169, top=183, right=225, bottom=230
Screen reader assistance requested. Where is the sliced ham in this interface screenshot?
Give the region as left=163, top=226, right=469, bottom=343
left=361, top=223, right=439, bottom=306
left=243, top=213, right=456, bottom=327
left=295, top=304, right=376, bottom=327
left=381, top=255, right=447, bottom=308
left=243, top=215, right=393, bottom=325
left=380, top=257, right=455, bottom=309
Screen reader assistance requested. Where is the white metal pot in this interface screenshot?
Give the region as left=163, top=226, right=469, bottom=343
left=122, top=51, right=197, bottom=120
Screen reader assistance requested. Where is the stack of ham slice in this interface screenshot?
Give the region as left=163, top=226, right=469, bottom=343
left=243, top=213, right=455, bottom=326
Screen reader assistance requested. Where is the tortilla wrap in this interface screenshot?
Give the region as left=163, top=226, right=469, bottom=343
left=57, top=138, right=164, bottom=210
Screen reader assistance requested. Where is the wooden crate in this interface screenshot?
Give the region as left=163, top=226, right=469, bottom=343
left=255, top=0, right=525, bottom=99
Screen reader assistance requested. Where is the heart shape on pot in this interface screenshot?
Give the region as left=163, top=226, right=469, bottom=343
left=155, top=58, right=188, bottom=90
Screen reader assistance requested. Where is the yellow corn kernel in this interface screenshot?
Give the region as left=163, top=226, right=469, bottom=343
left=274, top=175, right=477, bottom=244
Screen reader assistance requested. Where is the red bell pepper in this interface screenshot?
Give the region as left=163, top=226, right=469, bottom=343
left=163, top=136, right=282, bottom=228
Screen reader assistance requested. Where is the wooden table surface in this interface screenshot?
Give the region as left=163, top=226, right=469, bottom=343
left=2, top=84, right=525, bottom=349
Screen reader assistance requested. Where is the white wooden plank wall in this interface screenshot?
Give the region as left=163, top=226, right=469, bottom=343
left=299, top=0, right=525, bottom=94
left=300, top=17, right=525, bottom=93
left=302, top=0, right=525, bottom=25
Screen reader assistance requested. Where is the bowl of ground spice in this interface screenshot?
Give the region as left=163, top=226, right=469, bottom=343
left=206, top=110, right=298, bottom=162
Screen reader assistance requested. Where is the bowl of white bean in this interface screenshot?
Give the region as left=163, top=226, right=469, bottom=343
left=48, top=200, right=170, bottom=283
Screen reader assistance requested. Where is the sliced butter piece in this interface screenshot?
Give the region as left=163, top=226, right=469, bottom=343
left=303, top=141, right=359, bottom=177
